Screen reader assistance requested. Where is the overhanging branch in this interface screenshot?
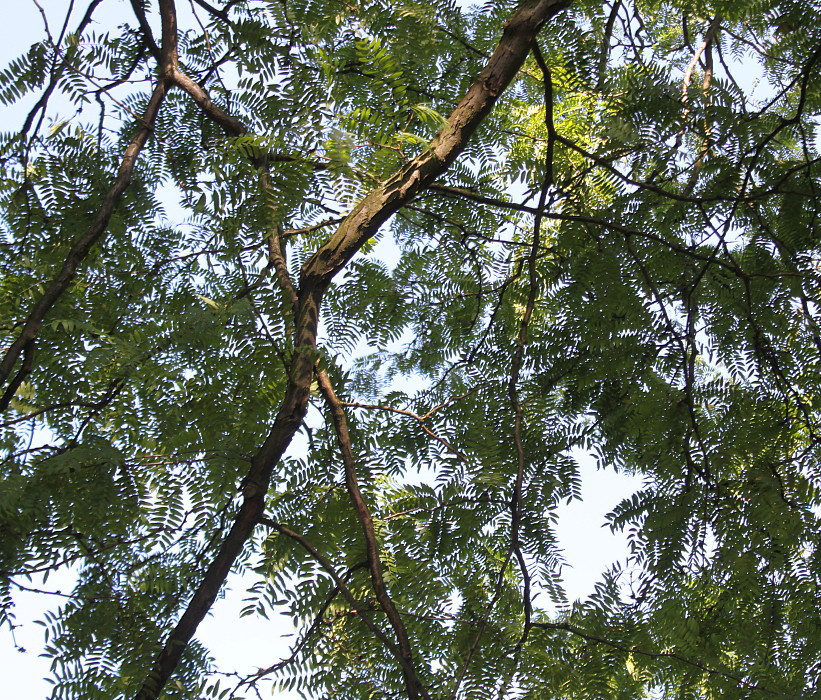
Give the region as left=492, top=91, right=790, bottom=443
left=134, top=1, right=572, bottom=696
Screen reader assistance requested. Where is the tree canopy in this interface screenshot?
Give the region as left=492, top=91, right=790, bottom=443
left=3, top=0, right=821, bottom=697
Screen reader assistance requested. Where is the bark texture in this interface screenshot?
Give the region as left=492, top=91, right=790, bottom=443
left=133, top=1, right=572, bottom=696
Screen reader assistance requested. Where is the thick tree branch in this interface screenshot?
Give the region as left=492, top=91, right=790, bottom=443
left=299, top=0, right=570, bottom=288
left=134, top=1, right=572, bottom=697
left=170, top=67, right=246, bottom=134
left=0, top=340, right=34, bottom=414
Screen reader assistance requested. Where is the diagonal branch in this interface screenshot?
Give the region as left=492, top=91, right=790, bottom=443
left=129, top=0, right=161, bottom=60
left=298, top=0, right=569, bottom=290
left=680, top=15, right=722, bottom=109
left=0, top=0, right=178, bottom=408
left=134, top=2, right=572, bottom=697
left=18, top=0, right=105, bottom=143
left=676, top=15, right=721, bottom=151
left=233, top=561, right=368, bottom=693
left=190, top=0, right=237, bottom=23
left=258, top=521, right=399, bottom=658
left=316, top=368, right=428, bottom=699
left=170, top=66, right=329, bottom=171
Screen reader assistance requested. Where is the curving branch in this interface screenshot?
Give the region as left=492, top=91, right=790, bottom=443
left=451, top=39, right=557, bottom=699
left=316, top=368, right=429, bottom=699
left=190, top=0, right=237, bottom=24
left=129, top=0, right=161, bottom=60
left=595, top=0, right=622, bottom=91
left=133, top=1, right=572, bottom=697
left=258, top=521, right=399, bottom=657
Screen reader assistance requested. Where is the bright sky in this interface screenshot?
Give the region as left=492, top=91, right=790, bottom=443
left=0, top=2, right=642, bottom=697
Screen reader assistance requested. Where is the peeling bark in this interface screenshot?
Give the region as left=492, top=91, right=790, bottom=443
left=135, top=1, right=571, bottom=697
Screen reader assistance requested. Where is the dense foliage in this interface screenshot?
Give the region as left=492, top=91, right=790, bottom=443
left=3, top=0, right=821, bottom=697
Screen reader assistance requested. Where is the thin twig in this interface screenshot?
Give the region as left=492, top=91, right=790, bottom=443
left=534, top=621, right=786, bottom=696
left=451, top=38, right=557, bottom=700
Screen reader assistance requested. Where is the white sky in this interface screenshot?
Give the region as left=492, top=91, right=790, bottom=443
left=0, top=1, right=641, bottom=697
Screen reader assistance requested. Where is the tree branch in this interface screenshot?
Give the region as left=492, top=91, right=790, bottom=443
left=316, top=368, right=428, bottom=699
left=232, top=561, right=368, bottom=693
left=0, top=0, right=179, bottom=405
left=451, top=39, right=557, bottom=698
left=258, top=520, right=400, bottom=657
left=340, top=399, right=472, bottom=465
left=533, top=621, right=784, bottom=695
left=134, top=2, right=572, bottom=696
left=129, top=0, right=161, bottom=61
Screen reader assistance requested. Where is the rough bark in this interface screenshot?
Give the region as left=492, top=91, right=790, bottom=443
left=134, top=1, right=571, bottom=697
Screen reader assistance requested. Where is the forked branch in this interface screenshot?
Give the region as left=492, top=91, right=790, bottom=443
left=135, top=1, right=572, bottom=697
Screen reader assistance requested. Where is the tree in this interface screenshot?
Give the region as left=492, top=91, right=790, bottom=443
left=2, top=0, right=821, bottom=696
